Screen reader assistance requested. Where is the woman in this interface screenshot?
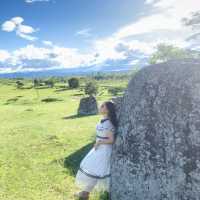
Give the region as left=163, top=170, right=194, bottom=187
left=74, top=100, right=118, bottom=199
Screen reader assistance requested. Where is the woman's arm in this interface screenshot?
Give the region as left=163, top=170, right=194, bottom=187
left=98, top=131, right=115, bottom=144
left=94, top=131, right=115, bottom=150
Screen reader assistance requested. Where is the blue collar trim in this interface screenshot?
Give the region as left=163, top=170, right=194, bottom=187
left=100, top=118, right=109, bottom=123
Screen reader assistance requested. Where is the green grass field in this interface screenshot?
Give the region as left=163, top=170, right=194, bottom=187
left=0, top=78, right=128, bottom=200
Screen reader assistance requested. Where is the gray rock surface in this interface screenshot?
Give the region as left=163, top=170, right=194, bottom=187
left=111, top=96, right=123, bottom=119
left=110, top=59, right=200, bottom=200
left=77, top=95, right=98, bottom=115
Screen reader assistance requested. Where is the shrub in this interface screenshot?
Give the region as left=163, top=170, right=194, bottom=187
left=33, top=78, right=45, bottom=87
left=108, top=86, right=124, bottom=96
left=33, top=79, right=40, bottom=87
left=84, top=81, right=98, bottom=96
left=68, top=77, right=79, bottom=89
left=44, top=79, right=54, bottom=88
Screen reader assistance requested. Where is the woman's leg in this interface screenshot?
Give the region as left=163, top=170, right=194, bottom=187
left=75, top=178, right=98, bottom=199
left=84, top=178, right=98, bottom=192
left=74, top=190, right=90, bottom=199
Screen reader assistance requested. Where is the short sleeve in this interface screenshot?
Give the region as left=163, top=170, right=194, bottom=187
left=103, top=120, right=116, bottom=133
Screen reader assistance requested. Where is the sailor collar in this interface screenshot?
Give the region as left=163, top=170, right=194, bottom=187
left=100, top=118, right=109, bottom=123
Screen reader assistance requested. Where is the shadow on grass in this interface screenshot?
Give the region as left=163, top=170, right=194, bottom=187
left=54, top=85, right=70, bottom=92
left=62, top=113, right=97, bottom=120
left=72, top=93, right=83, bottom=96
left=49, top=142, right=94, bottom=176
left=41, top=97, right=63, bottom=103
left=64, top=142, right=94, bottom=176
left=54, top=88, right=69, bottom=92
left=15, top=86, right=33, bottom=90
left=52, top=142, right=110, bottom=200
left=4, top=97, right=19, bottom=104
left=34, top=86, right=51, bottom=89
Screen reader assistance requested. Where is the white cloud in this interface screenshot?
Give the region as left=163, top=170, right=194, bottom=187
left=90, top=0, right=199, bottom=64
left=0, top=50, right=10, bottom=62
left=144, top=0, right=157, bottom=5
left=25, top=0, right=50, bottom=3
left=2, top=21, right=16, bottom=32
left=93, top=37, right=126, bottom=63
left=1, top=17, right=37, bottom=41
left=43, top=40, right=53, bottom=46
left=18, top=24, right=36, bottom=34
left=51, top=46, right=94, bottom=67
left=76, top=28, right=92, bottom=37
left=114, top=0, right=200, bottom=41
left=11, top=17, right=24, bottom=25
left=114, top=14, right=182, bottom=39
left=1, top=0, right=200, bottom=74
left=16, top=32, right=37, bottom=41
left=13, top=45, right=50, bottom=60
left=0, top=44, right=97, bottom=73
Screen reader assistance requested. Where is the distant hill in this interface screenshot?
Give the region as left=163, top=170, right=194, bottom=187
left=0, top=57, right=149, bottom=78
left=0, top=64, right=139, bottom=78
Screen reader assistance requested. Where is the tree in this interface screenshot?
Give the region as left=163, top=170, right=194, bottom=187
left=33, top=79, right=40, bottom=87
left=33, top=78, right=44, bottom=87
left=84, top=81, right=98, bottom=96
left=149, top=43, right=199, bottom=64
left=93, top=72, right=104, bottom=80
left=44, top=79, right=54, bottom=88
left=68, top=77, right=79, bottom=89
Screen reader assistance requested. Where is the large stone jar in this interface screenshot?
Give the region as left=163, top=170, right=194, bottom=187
left=77, top=95, right=98, bottom=116
left=110, top=59, right=200, bottom=200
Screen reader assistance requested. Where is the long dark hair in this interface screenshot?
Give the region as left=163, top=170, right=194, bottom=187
left=104, top=101, right=118, bottom=128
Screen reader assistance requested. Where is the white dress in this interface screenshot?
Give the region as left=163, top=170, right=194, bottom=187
left=75, top=118, right=116, bottom=192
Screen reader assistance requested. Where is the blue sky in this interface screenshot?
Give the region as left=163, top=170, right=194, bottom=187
left=0, top=0, right=144, bottom=50
left=0, top=0, right=199, bottom=73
